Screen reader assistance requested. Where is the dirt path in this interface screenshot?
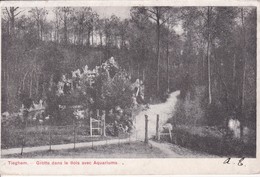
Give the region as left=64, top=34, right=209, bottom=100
left=134, top=91, right=180, bottom=140
left=149, top=140, right=218, bottom=158
left=133, top=91, right=218, bottom=157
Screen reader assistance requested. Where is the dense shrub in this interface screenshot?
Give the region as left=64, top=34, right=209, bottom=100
left=173, top=86, right=206, bottom=127
left=171, top=85, right=256, bottom=157
left=101, top=71, right=133, bottom=110
left=42, top=57, right=135, bottom=128
left=171, top=125, right=256, bottom=157
left=205, top=102, right=226, bottom=126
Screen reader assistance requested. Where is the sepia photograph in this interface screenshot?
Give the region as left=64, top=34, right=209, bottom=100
left=0, top=1, right=259, bottom=174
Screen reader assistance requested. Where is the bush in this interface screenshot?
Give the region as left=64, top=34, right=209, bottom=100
left=205, top=102, right=226, bottom=126
left=101, top=71, right=133, bottom=110
left=171, top=125, right=256, bottom=157
left=173, top=86, right=206, bottom=127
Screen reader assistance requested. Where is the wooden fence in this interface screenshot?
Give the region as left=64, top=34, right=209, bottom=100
left=2, top=123, right=132, bottom=155
left=144, top=114, right=173, bottom=143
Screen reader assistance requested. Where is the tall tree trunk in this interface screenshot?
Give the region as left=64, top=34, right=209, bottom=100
left=92, top=29, right=94, bottom=46
left=22, top=71, right=30, bottom=91
left=99, top=33, right=103, bottom=47
left=29, top=72, right=33, bottom=98
left=202, top=52, right=205, bottom=84
left=130, top=57, right=134, bottom=78
left=36, top=74, right=39, bottom=96
left=143, top=68, right=146, bottom=99
left=156, top=14, right=160, bottom=95
left=6, top=71, right=9, bottom=106
left=206, top=7, right=212, bottom=105
left=7, top=20, right=10, bottom=36
left=143, top=69, right=145, bottom=83
left=166, top=37, right=170, bottom=93
left=87, top=29, right=91, bottom=46
left=64, top=13, right=68, bottom=44
left=5, top=7, right=20, bottom=38
left=121, top=35, right=125, bottom=49
left=232, top=53, right=237, bottom=104
left=73, top=31, right=76, bottom=44
left=40, top=22, right=43, bottom=40
left=240, top=8, right=247, bottom=138
left=138, top=62, right=140, bottom=80
left=55, top=20, right=59, bottom=42
left=36, top=20, right=40, bottom=40
left=10, top=8, right=15, bottom=37
left=232, top=54, right=236, bottom=87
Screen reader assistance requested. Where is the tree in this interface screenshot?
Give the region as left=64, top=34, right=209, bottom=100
left=4, top=7, right=22, bottom=37
left=53, top=8, right=61, bottom=42
left=109, top=15, right=120, bottom=47
left=90, top=12, right=99, bottom=46
left=72, top=7, right=98, bottom=47
left=142, top=7, right=171, bottom=95
left=243, top=7, right=256, bottom=133
left=162, top=8, right=179, bottom=93
left=57, top=7, right=72, bottom=44
left=239, top=7, right=247, bottom=138
left=118, top=19, right=129, bottom=49
left=29, top=7, right=48, bottom=41
left=102, top=16, right=121, bottom=58
left=71, top=7, right=93, bottom=45
left=211, top=7, right=239, bottom=127
left=129, top=7, right=155, bottom=99
left=96, top=18, right=105, bottom=47
left=206, top=7, right=213, bottom=105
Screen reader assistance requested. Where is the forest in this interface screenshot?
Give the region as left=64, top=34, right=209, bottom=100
left=1, top=6, right=256, bottom=156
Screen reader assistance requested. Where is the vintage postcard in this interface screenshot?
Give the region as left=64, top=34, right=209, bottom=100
left=0, top=0, right=259, bottom=175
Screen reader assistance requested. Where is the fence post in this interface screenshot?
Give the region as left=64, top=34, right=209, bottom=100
left=21, top=118, right=28, bottom=155
left=102, top=110, right=106, bottom=137
left=169, top=128, right=172, bottom=142
left=156, top=114, right=160, bottom=141
left=73, top=119, right=76, bottom=149
left=91, top=136, right=94, bottom=149
left=135, top=114, right=138, bottom=141
left=21, top=135, right=24, bottom=155
left=90, top=117, right=92, bottom=137
left=144, top=115, right=148, bottom=144
left=96, top=109, right=99, bottom=119
left=49, top=126, right=52, bottom=151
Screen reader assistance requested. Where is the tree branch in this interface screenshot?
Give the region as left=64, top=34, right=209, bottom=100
left=5, top=7, right=11, bottom=19
left=160, top=15, right=172, bottom=26
left=159, top=8, right=170, bottom=16
left=14, top=7, right=19, bottom=11
left=147, top=14, right=157, bottom=21
left=146, top=8, right=157, bottom=16
left=14, top=10, right=24, bottom=17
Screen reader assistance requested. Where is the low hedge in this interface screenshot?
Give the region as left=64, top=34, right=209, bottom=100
left=161, top=125, right=256, bottom=157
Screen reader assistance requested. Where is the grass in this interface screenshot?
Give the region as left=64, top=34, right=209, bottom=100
left=3, top=141, right=167, bottom=158
left=1, top=125, right=128, bottom=149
